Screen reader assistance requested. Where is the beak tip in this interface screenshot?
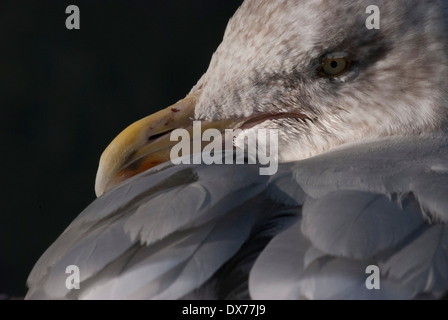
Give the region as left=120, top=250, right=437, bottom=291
left=94, top=93, right=200, bottom=196
left=95, top=186, right=104, bottom=198
left=95, top=152, right=112, bottom=197
left=94, top=167, right=106, bottom=197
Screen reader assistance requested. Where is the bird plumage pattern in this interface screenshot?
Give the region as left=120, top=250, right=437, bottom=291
left=27, top=0, right=448, bottom=299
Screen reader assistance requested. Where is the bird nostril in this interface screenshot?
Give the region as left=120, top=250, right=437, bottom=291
left=148, top=129, right=174, bottom=142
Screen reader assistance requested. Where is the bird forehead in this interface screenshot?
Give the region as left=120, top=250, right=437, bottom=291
left=193, top=0, right=447, bottom=122
left=201, top=0, right=380, bottom=91
left=211, top=0, right=444, bottom=69
left=226, top=0, right=372, bottom=45
left=194, top=1, right=374, bottom=119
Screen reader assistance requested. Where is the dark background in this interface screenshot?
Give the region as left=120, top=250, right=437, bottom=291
left=0, top=0, right=242, bottom=297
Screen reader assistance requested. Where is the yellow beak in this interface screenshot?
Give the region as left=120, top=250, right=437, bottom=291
left=94, top=92, right=242, bottom=197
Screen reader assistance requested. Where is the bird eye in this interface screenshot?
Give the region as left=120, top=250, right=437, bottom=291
left=319, top=57, right=352, bottom=77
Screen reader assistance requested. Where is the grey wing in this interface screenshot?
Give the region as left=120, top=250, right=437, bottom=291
left=26, top=155, right=302, bottom=300
left=26, top=134, right=448, bottom=300
left=250, top=133, right=448, bottom=299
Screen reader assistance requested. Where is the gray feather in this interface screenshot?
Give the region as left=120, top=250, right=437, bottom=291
left=302, top=191, right=424, bottom=260
left=379, top=225, right=448, bottom=294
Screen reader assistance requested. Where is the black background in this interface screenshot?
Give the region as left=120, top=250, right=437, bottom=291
left=0, top=0, right=242, bottom=297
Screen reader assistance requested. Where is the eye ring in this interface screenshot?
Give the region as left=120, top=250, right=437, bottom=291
left=318, top=57, right=352, bottom=78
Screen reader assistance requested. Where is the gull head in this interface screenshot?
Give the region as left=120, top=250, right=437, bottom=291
left=95, top=0, right=448, bottom=196
left=194, top=0, right=448, bottom=161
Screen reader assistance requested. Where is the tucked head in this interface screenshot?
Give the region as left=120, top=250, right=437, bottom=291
left=95, top=0, right=448, bottom=196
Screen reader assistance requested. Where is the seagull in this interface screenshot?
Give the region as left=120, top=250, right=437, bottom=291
left=26, top=0, right=448, bottom=299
